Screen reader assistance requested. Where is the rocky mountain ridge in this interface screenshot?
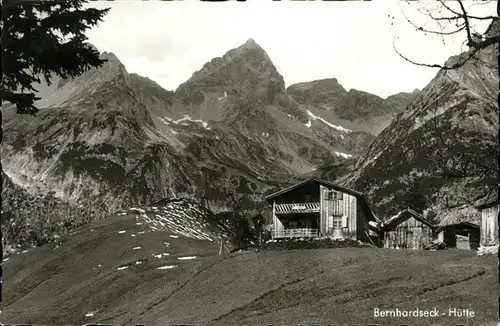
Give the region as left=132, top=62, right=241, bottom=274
left=344, top=31, right=499, bottom=224
left=1, top=38, right=424, bottom=250
left=287, top=78, right=420, bottom=136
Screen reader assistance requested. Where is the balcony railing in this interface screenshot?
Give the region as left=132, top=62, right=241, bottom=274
left=275, top=202, right=320, bottom=214
left=273, top=228, right=319, bottom=239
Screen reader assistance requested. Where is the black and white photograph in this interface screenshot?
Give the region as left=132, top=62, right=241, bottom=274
left=1, top=0, right=499, bottom=324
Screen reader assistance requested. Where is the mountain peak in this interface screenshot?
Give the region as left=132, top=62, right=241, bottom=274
left=175, top=36, right=285, bottom=104
left=231, top=38, right=266, bottom=56
left=242, top=38, right=259, bottom=48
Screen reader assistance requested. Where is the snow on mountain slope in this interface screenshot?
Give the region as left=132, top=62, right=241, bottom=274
left=305, top=109, right=353, bottom=133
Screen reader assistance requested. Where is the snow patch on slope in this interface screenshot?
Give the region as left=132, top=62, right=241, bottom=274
left=175, top=115, right=209, bottom=128
left=177, top=256, right=197, bottom=260
left=334, top=151, right=353, bottom=159
left=306, top=110, right=352, bottom=132
left=127, top=200, right=220, bottom=242
left=160, top=115, right=211, bottom=130
left=156, top=265, right=177, bottom=270
left=158, top=117, right=171, bottom=125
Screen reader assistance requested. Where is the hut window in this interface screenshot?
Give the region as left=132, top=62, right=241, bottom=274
left=333, top=214, right=342, bottom=228
left=328, top=191, right=343, bottom=200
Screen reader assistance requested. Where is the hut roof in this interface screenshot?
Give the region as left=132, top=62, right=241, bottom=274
left=265, top=177, right=363, bottom=200
left=474, top=188, right=498, bottom=209
left=381, top=208, right=436, bottom=230
left=436, top=221, right=479, bottom=233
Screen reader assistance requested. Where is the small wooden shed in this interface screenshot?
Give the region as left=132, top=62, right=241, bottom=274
left=380, top=208, right=436, bottom=250
left=436, top=222, right=480, bottom=250
left=475, top=190, right=499, bottom=249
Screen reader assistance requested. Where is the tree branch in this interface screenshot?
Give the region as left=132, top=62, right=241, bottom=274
left=394, top=0, right=498, bottom=70
left=456, top=0, right=476, bottom=48
left=398, top=3, right=467, bottom=36
left=393, top=37, right=476, bottom=70
left=438, top=0, right=495, bottom=21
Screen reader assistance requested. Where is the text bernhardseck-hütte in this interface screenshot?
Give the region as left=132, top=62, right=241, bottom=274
left=373, top=307, right=475, bottom=318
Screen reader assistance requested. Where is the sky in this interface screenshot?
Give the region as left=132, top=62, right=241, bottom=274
left=85, top=0, right=495, bottom=98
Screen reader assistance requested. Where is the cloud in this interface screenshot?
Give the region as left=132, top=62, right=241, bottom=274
left=85, top=0, right=495, bottom=97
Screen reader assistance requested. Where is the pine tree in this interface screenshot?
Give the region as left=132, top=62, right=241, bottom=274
left=1, top=0, right=110, bottom=114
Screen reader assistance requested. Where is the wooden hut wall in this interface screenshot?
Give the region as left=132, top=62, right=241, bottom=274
left=480, top=205, right=499, bottom=247
left=319, top=185, right=326, bottom=236
left=319, top=185, right=357, bottom=238
left=383, top=215, right=433, bottom=249
left=356, top=200, right=371, bottom=243
left=347, top=194, right=357, bottom=239
left=272, top=201, right=284, bottom=234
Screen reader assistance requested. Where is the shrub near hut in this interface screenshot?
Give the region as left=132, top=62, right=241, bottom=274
left=215, top=210, right=257, bottom=251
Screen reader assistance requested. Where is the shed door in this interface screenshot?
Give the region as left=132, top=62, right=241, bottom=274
left=407, top=230, right=414, bottom=249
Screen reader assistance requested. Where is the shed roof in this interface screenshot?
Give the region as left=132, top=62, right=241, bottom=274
left=381, top=208, right=436, bottom=230
left=474, top=188, right=498, bottom=209
left=436, top=221, right=479, bottom=233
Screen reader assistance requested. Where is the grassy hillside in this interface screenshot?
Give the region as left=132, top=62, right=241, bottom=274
left=1, top=210, right=496, bottom=325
